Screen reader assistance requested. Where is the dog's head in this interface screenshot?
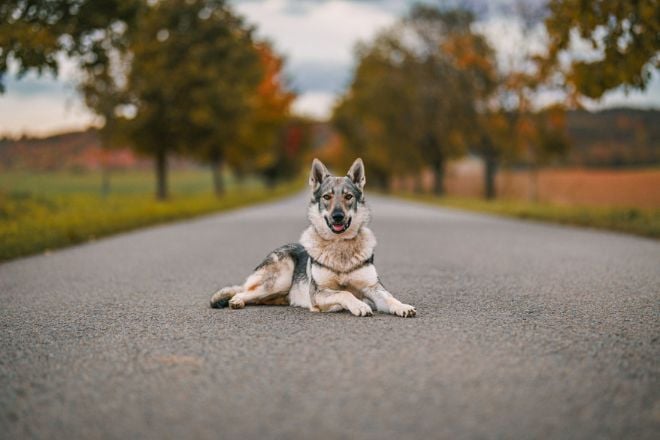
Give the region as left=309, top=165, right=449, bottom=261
left=308, top=158, right=370, bottom=239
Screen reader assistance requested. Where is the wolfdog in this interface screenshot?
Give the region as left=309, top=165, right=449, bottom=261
left=210, top=158, right=416, bottom=317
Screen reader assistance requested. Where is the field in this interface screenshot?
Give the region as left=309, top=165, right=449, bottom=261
left=2, top=166, right=658, bottom=263
left=440, top=163, right=660, bottom=209
left=496, top=168, right=660, bottom=209
left=392, top=164, right=659, bottom=238
left=396, top=193, right=660, bottom=239
left=0, top=169, right=302, bottom=261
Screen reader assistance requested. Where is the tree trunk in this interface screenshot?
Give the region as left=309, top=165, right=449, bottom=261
left=211, top=154, right=224, bottom=197
left=432, top=159, right=445, bottom=196
left=266, top=177, right=277, bottom=190
left=484, top=154, right=497, bottom=200
left=413, top=173, right=424, bottom=194
left=155, top=149, right=168, bottom=200
left=234, top=168, right=246, bottom=185
left=529, top=164, right=539, bottom=202
left=372, top=172, right=389, bottom=192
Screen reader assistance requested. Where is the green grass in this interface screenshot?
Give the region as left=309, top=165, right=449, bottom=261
left=0, top=169, right=302, bottom=262
left=394, top=192, right=660, bottom=239
left=0, top=169, right=265, bottom=196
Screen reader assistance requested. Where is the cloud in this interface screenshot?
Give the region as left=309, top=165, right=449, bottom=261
left=0, top=74, right=95, bottom=137
left=233, top=0, right=400, bottom=118
left=0, top=55, right=93, bottom=136
left=286, top=60, right=351, bottom=94
left=474, top=15, right=548, bottom=73
left=235, top=0, right=398, bottom=65
left=292, top=91, right=337, bottom=119
left=3, top=75, right=65, bottom=98
left=234, top=0, right=412, bottom=17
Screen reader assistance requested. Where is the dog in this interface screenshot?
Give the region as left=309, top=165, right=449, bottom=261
left=209, top=158, right=416, bottom=318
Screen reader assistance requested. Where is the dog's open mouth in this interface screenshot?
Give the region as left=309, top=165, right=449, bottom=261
left=325, top=217, right=351, bottom=234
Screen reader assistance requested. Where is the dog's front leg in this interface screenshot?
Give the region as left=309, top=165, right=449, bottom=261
left=363, top=282, right=416, bottom=317
left=313, top=288, right=373, bottom=317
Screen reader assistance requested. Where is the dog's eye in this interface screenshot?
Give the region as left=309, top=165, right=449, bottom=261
left=344, top=194, right=353, bottom=201
left=323, top=194, right=332, bottom=200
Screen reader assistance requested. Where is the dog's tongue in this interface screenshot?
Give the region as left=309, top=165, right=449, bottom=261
left=332, top=224, right=344, bottom=232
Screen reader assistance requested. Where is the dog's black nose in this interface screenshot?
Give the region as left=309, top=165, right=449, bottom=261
left=332, top=211, right=345, bottom=223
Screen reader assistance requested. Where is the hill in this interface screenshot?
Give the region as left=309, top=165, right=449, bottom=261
left=566, top=108, right=660, bottom=167
left=0, top=130, right=143, bottom=171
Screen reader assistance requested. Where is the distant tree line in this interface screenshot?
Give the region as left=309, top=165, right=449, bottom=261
left=1, top=0, right=308, bottom=199
left=331, top=1, right=659, bottom=198
left=332, top=5, right=561, bottom=198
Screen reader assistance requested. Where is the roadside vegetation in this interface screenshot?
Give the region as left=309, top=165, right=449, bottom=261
left=0, top=170, right=302, bottom=262
left=396, top=193, right=660, bottom=239
left=0, top=0, right=656, bottom=258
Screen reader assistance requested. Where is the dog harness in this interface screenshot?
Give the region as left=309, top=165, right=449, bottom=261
left=309, top=253, right=374, bottom=275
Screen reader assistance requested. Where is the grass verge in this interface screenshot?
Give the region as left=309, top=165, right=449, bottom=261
left=393, top=193, right=660, bottom=239
left=0, top=174, right=302, bottom=262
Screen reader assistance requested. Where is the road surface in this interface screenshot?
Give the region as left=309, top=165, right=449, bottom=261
left=1, top=193, right=659, bottom=439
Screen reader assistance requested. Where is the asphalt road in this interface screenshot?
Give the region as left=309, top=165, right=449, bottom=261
left=1, top=193, right=659, bottom=439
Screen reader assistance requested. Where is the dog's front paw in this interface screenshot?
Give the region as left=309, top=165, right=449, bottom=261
left=228, top=297, right=245, bottom=309
left=348, top=301, right=373, bottom=317
left=391, top=303, right=416, bottom=318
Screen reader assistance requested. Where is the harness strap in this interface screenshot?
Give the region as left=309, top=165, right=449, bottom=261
left=309, top=254, right=374, bottom=275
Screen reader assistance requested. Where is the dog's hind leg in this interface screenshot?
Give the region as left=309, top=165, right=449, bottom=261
left=226, top=254, right=295, bottom=310
left=210, top=285, right=243, bottom=308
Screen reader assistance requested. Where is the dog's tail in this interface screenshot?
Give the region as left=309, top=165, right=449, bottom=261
left=210, top=285, right=242, bottom=308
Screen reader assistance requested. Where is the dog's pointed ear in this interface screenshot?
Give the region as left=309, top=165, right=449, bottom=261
left=309, top=158, right=330, bottom=191
left=347, top=158, right=365, bottom=190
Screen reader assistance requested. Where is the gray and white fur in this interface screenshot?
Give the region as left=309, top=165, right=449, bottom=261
left=210, top=158, right=416, bottom=318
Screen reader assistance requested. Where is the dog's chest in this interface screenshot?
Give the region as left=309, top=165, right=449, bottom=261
left=311, top=264, right=378, bottom=291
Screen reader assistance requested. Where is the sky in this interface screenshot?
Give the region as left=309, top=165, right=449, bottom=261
left=1, top=0, right=658, bottom=137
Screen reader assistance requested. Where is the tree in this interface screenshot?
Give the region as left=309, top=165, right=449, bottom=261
left=541, top=0, right=660, bottom=100
left=1, top=0, right=142, bottom=196
left=134, top=0, right=263, bottom=195
left=474, top=110, right=516, bottom=199
left=436, top=18, right=498, bottom=198
left=253, top=117, right=313, bottom=188
left=228, top=42, right=297, bottom=187
left=334, top=5, right=497, bottom=194
left=517, top=105, right=571, bottom=201
left=406, top=6, right=500, bottom=195
left=3, top=1, right=267, bottom=200
left=0, top=0, right=141, bottom=93
left=473, top=0, right=572, bottom=201
left=333, top=33, right=424, bottom=190
left=78, top=42, right=132, bottom=197
left=119, top=0, right=263, bottom=199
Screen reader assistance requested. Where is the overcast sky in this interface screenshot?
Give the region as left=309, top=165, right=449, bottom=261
left=1, top=0, right=658, bottom=137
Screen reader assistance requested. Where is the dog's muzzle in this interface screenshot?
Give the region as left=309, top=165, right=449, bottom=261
left=325, top=216, right=351, bottom=234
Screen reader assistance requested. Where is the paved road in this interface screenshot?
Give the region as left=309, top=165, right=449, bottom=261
left=1, top=193, right=659, bottom=439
